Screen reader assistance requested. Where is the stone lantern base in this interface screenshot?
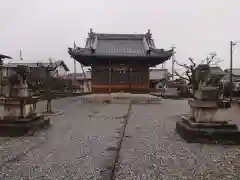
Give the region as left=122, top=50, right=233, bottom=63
left=0, top=96, right=51, bottom=137
left=176, top=99, right=240, bottom=144
left=0, top=114, right=50, bottom=137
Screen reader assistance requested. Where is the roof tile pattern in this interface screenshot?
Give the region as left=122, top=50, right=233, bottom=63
left=96, top=39, right=146, bottom=56
left=209, top=66, right=225, bottom=76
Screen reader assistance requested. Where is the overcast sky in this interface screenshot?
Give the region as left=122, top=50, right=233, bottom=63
left=1, top=0, right=240, bottom=73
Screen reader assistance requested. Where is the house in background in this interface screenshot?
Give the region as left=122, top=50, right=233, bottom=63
left=2, top=60, right=70, bottom=95
left=222, top=69, right=240, bottom=94
left=149, top=69, right=168, bottom=89
left=65, top=71, right=91, bottom=92
left=3, top=60, right=70, bottom=80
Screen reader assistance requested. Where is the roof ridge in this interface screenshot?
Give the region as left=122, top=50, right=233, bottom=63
left=95, top=33, right=147, bottom=36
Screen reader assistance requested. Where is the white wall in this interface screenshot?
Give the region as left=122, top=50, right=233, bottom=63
left=52, top=65, right=67, bottom=77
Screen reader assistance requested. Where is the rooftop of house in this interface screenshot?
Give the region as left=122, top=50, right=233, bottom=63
left=195, top=65, right=225, bottom=76
left=224, top=69, right=240, bottom=76
left=209, top=66, right=225, bottom=76
left=4, top=60, right=70, bottom=71
left=149, top=69, right=168, bottom=80
left=68, top=29, right=174, bottom=66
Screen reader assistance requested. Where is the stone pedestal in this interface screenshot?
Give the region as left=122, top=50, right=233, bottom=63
left=0, top=75, right=50, bottom=136
left=0, top=96, right=50, bottom=137
left=188, top=99, right=219, bottom=122
left=176, top=116, right=240, bottom=144
left=176, top=99, right=240, bottom=144
left=0, top=97, right=38, bottom=120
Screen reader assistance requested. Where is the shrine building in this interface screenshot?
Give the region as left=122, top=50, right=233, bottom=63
left=68, top=29, right=173, bottom=93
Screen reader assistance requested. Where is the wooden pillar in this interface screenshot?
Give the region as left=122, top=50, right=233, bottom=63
left=129, top=67, right=132, bottom=90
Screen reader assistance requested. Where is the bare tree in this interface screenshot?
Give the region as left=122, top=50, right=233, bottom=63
left=174, top=52, right=223, bottom=94
left=37, top=59, right=65, bottom=113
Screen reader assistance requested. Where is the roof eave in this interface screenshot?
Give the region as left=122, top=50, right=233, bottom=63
left=59, top=60, right=70, bottom=71
left=0, top=54, right=12, bottom=60
left=69, top=48, right=173, bottom=59
left=69, top=53, right=172, bottom=62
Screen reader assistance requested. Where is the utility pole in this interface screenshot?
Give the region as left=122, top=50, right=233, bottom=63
left=20, top=50, right=23, bottom=60
left=73, top=41, right=77, bottom=81
left=171, top=45, right=176, bottom=80
left=230, top=41, right=233, bottom=102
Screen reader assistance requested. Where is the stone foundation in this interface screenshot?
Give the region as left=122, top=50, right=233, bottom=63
left=176, top=116, right=240, bottom=144
left=0, top=97, right=39, bottom=120
left=176, top=98, right=240, bottom=144
left=0, top=115, right=50, bottom=137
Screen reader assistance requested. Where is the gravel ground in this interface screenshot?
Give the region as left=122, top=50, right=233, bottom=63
left=115, top=99, right=240, bottom=180
left=1, top=97, right=240, bottom=179
left=0, top=97, right=129, bottom=179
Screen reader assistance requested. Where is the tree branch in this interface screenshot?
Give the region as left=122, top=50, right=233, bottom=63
left=188, top=57, right=196, bottom=68
left=200, top=52, right=223, bottom=65
left=206, top=52, right=217, bottom=64
left=174, top=60, right=190, bottom=69
left=175, top=71, right=189, bottom=81
left=185, top=70, right=192, bottom=81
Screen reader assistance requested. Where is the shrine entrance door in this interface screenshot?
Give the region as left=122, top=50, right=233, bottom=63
left=110, top=65, right=130, bottom=93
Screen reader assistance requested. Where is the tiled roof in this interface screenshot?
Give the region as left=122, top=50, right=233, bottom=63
left=209, top=66, right=225, bottom=76
left=149, top=69, right=168, bottom=80
left=225, top=69, right=240, bottom=76
left=95, top=39, right=146, bottom=56
left=68, top=29, right=173, bottom=58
